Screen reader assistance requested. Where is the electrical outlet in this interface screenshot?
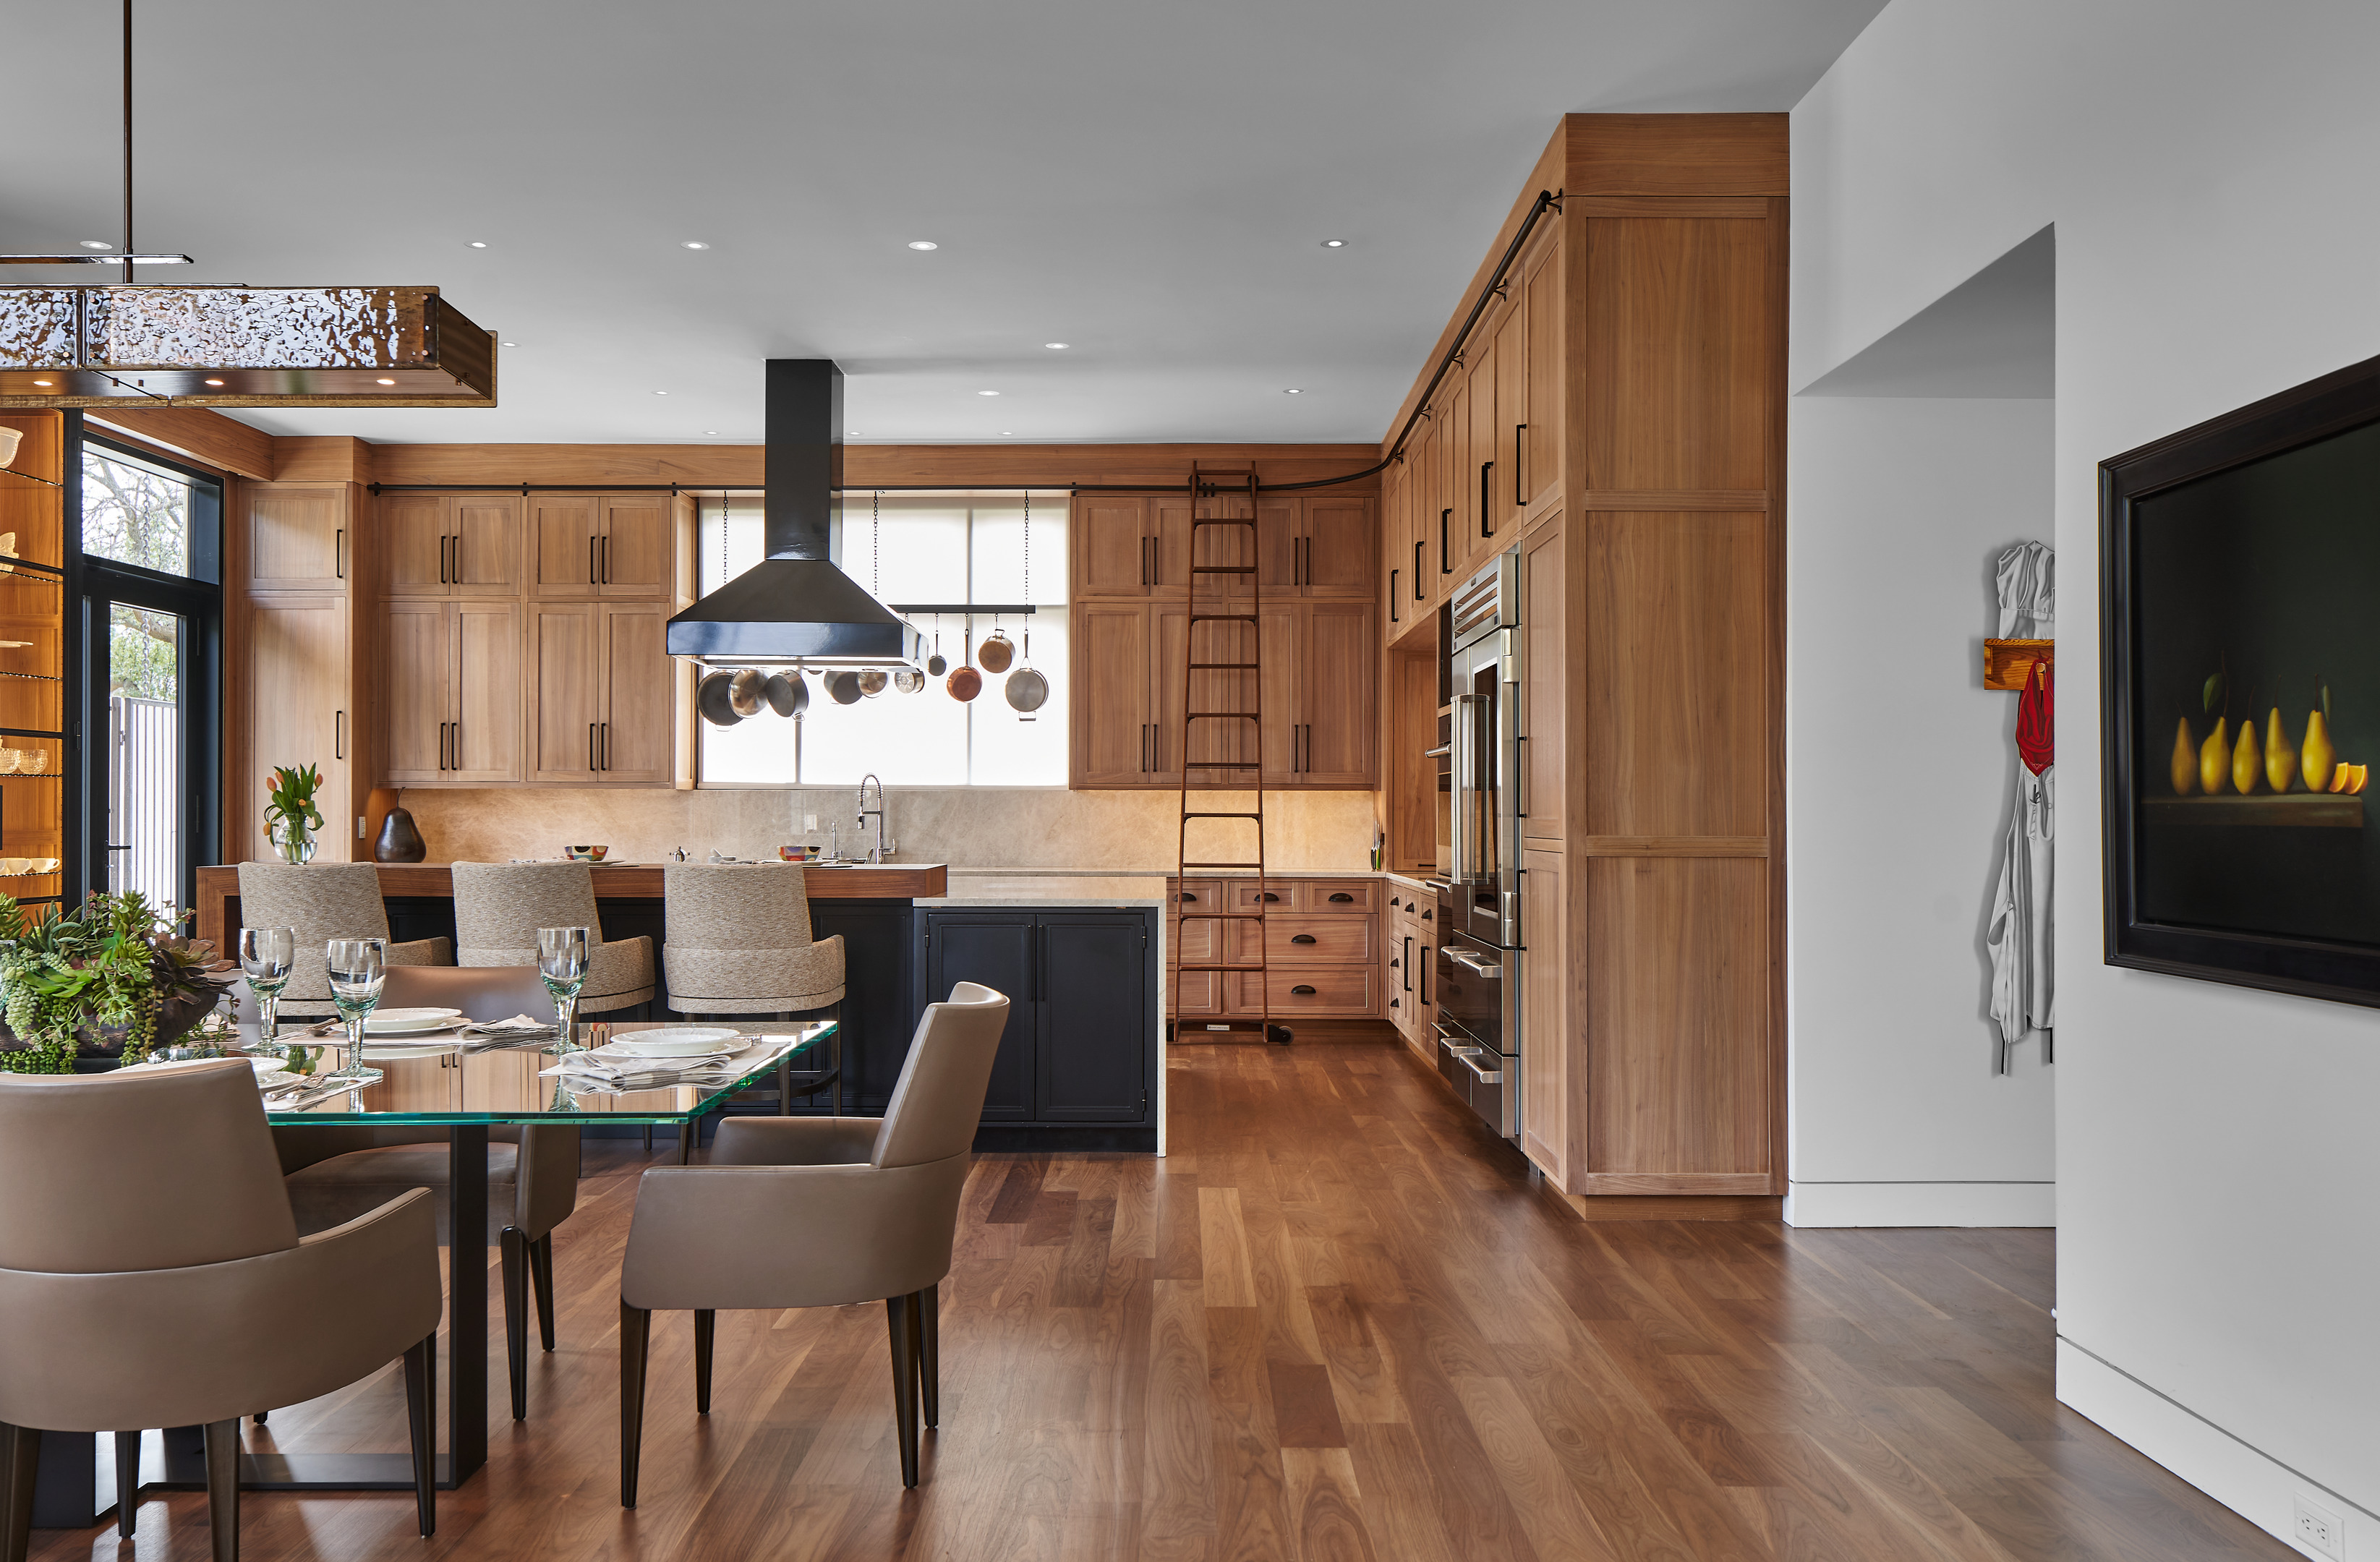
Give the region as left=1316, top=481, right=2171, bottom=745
left=803, top=814, right=818, bottom=832
left=2294, top=1494, right=2344, bottom=1560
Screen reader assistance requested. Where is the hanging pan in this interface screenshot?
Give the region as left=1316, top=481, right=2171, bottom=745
left=696, top=670, right=745, bottom=727
left=978, top=618, right=1015, bottom=673
left=827, top=670, right=864, bottom=705
left=947, top=632, right=983, bottom=701
left=925, top=629, right=947, bottom=677
left=893, top=666, right=925, bottom=694
left=728, top=667, right=767, bottom=718
left=764, top=670, right=808, bottom=717
left=1004, top=628, right=1048, bottom=715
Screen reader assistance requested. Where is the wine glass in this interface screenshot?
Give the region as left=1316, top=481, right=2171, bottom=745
left=325, top=937, right=387, bottom=1079
left=537, top=926, right=590, bottom=1051
left=238, top=926, right=297, bottom=1053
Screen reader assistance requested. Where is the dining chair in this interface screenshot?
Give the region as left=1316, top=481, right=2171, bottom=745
left=0, top=1062, right=440, bottom=1562
left=234, top=862, right=451, bottom=1018
left=270, top=964, right=579, bottom=1422
left=660, top=861, right=848, bottom=1128
left=450, top=861, right=655, bottom=1016
left=617, top=981, right=1010, bottom=1503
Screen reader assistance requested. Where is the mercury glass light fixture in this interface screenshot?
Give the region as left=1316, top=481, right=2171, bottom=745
left=0, top=1, right=498, bottom=409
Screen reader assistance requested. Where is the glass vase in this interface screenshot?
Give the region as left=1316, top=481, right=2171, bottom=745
left=270, top=818, right=317, bottom=866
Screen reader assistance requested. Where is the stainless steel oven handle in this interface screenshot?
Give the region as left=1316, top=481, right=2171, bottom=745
left=1423, top=744, right=1451, bottom=758
left=1446, top=948, right=1504, bottom=978
left=1452, top=1049, right=1504, bottom=1085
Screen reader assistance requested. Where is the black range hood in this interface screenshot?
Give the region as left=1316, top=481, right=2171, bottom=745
left=665, top=359, right=920, bottom=667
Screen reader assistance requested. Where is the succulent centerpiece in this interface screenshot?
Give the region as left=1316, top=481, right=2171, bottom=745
left=0, top=892, right=239, bottom=1072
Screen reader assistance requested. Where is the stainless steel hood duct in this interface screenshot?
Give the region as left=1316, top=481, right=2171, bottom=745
left=665, top=359, right=919, bottom=668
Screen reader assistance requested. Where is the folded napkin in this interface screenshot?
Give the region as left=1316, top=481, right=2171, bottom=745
left=539, top=1038, right=768, bottom=1088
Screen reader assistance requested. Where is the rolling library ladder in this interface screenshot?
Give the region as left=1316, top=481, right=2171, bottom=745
left=1171, top=466, right=1289, bottom=1044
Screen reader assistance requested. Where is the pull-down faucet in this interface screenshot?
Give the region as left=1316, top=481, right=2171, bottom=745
left=857, top=774, right=893, bottom=863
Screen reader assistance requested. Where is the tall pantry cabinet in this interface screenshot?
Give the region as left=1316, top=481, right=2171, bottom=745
left=1380, top=114, right=1788, bottom=1211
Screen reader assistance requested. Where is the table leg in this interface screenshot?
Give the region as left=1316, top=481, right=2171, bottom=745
left=448, top=1126, right=487, bottom=1487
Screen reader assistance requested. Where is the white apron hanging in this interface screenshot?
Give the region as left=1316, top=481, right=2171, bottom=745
left=1987, top=541, right=2055, bottom=1071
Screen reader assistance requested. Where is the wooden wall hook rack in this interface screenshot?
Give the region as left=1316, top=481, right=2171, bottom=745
left=1983, top=638, right=2053, bottom=690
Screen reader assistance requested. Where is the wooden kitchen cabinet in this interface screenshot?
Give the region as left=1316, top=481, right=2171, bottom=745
left=1256, top=600, right=1377, bottom=788
left=529, top=603, right=673, bottom=785
left=383, top=494, right=523, bottom=597
left=243, top=592, right=355, bottom=863
left=383, top=600, right=523, bottom=786
left=1256, top=495, right=1375, bottom=599
left=244, top=485, right=349, bottom=592
left=1070, top=600, right=1247, bottom=789
left=1072, top=496, right=1193, bottom=597
left=1519, top=849, right=1565, bottom=1182
left=529, top=494, right=670, bottom=599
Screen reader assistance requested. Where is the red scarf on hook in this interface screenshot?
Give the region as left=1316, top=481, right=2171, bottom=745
left=2016, top=659, right=2054, bottom=775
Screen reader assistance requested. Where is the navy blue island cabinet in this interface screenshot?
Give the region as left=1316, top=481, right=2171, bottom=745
left=913, top=905, right=1159, bottom=1152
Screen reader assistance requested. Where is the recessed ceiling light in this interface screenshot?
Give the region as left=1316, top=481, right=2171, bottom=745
left=1283, top=388, right=1304, bottom=394
left=31, top=380, right=51, bottom=388
left=202, top=378, right=224, bottom=387
left=681, top=241, right=710, bottom=250
left=469, top=241, right=488, bottom=249
left=376, top=377, right=396, bottom=385
left=977, top=390, right=999, bottom=396
left=500, top=341, right=516, bottom=347
left=653, top=390, right=668, bottom=396
left=1002, top=431, right=1013, bottom=436
left=1044, top=342, right=1069, bottom=350
left=907, top=241, right=938, bottom=251
left=704, top=430, right=720, bottom=436
left=78, top=240, right=111, bottom=251
left=1321, top=239, right=1347, bottom=248
left=848, top=430, right=861, bottom=435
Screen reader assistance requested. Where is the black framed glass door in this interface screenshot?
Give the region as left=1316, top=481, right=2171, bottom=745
left=69, top=423, right=222, bottom=920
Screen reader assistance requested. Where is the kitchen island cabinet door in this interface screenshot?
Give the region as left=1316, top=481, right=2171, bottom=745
left=599, top=605, right=673, bottom=783
left=921, top=913, right=1036, bottom=1121
left=528, top=602, right=600, bottom=785
left=1034, top=915, right=1148, bottom=1122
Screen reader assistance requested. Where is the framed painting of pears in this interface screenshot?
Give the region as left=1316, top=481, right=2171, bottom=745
left=2104, top=348, right=2380, bottom=1005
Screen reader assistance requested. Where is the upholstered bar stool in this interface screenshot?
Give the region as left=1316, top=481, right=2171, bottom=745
left=662, top=863, right=847, bottom=1136
left=270, top=965, right=581, bottom=1422
left=450, top=861, right=656, bottom=1017
left=234, top=862, right=451, bottom=1019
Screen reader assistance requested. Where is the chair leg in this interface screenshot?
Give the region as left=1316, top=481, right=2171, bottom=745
left=694, top=1310, right=716, bottom=1414
left=832, top=1003, right=843, bottom=1117
left=678, top=1118, right=694, bottom=1164
left=0, top=1421, right=40, bottom=1562
left=500, top=1226, right=530, bottom=1420
left=401, top=1334, right=437, bottom=1538
left=202, top=1417, right=240, bottom=1562
left=620, top=1302, right=652, bottom=1509
left=114, top=1430, right=140, bottom=1537
left=919, top=1282, right=941, bottom=1430
left=529, top=1232, right=558, bottom=1352
left=643, top=1125, right=654, bottom=1153
left=250, top=1411, right=265, bottom=1425
left=886, top=1294, right=921, bottom=1488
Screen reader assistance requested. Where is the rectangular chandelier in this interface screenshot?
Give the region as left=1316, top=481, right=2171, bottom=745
left=0, top=286, right=495, bottom=407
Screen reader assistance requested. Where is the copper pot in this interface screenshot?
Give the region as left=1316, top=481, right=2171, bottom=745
left=947, top=665, right=983, bottom=701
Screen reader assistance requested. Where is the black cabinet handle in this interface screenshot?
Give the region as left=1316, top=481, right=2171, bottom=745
left=602, top=722, right=611, bottom=772
left=1515, top=424, right=1526, bottom=503
left=589, top=534, right=599, bottom=585
left=1391, top=998, right=1400, bottom=1009
left=1422, top=910, right=1433, bottom=921
left=1179, top=891, right=1198, bottom=902
left=591, top=723, right=599, bottom=772
left=335, top=710, right=345, bottom=760
left=1328, top=892, right=1354, bottom=903
left=1389, top=568, right=1399, bottom=623
left=1291, top=934, right=1316, bottom=945
left=1439, top=509, right=1451, bottom=573
left=335, top=528, right=345, bottom=580
left=1292, top=985, right=1316, bottom=996
left=1480, top=461, right=1494, bottom=537
left=601, top=534, right=610, bottom=584
left=452, top=720, right=461, bottom=770
left=1260, top=891, right=1281, bottom=902
left=1414, top=540, right=1425, bottom=599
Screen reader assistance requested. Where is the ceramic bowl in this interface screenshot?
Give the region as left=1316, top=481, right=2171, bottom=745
left=568, top=845, right=610, bottom=862
left=20, top=750, right=46, bottom=775
left=0, top=750, right=20, bottom=774
left=0, top=860, right=27, bottom=876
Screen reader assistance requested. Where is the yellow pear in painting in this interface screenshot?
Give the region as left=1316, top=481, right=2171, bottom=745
left=2303, top=709, right=2336, bottom=793
left=2232, top=719, right=2261, bottom=794
left=2171, top=719, right=2196, bottom=795
left=2201, top=719, right=2230, bottom=794
left=2265, top=708, right=2298, bottom=793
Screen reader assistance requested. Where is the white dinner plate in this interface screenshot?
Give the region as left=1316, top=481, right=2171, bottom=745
left=606, top=1027, right=740, bottom=1058
left=365, top=1007, right=464, bottom=1035
left=361, top=1042, right=457, bottom=1059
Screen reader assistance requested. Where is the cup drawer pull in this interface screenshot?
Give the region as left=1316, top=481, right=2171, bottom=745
left=1291, top=934, right=1317, bottom=944
left=1328, top=892, right=1355, bottom=903
left=1291, top=985, right=1317, bottom=996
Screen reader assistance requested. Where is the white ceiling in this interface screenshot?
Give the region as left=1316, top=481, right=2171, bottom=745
left=2, top=1, right=1885, bottom=447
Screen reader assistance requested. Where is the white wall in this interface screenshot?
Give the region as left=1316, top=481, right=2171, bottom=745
left=1793, top=0, right=2380, bottom=1546
left=1786, top=397, right=2055, bottom=1227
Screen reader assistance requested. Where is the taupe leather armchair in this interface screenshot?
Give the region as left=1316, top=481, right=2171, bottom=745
left=271, top=964, right=579, bottom=1422
left=0, top=1062, right=440, bottom=1562
left=618, top=981, right=1010, bottom=1504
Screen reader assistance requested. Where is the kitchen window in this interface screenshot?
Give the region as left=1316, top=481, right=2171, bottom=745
left=695, top=491, right=1067, bottom=786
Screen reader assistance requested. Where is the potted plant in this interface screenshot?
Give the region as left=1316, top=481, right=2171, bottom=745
left=265, top=762, right=325, bottom=865
left=0, top=892, right=238, bottom=1072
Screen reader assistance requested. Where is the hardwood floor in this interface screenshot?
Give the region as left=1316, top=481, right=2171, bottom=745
left=46, top=1042, right=2290, bottom=1561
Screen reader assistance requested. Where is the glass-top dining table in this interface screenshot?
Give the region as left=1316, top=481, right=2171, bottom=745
left=160, top=1018, right=837, bottom=1499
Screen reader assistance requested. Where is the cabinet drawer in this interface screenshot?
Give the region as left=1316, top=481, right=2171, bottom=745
left=1172, top=968, right=1223, bottom=1017
left=1227, top=967, right=1376, bottom=1016
left=1298, top=879, right=1378, bottom=913
left=1229, top=879, right=1296, bottom=913
left=1268, top=915, right=1374, bottom=965
left=1169, top=878, right=1225, bottom=912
